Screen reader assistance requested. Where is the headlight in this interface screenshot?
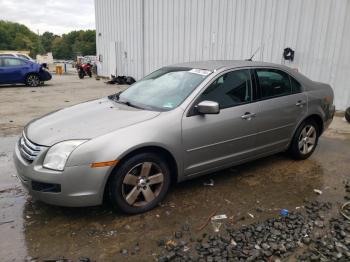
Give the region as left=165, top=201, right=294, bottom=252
left=43, top=140, right=87, bottom=171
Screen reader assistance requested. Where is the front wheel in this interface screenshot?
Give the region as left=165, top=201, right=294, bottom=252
left=345, top=107, right=350, bottom=123
left=108, top=153, right=171, bottom=214
left=25, top=74, right=40, bottom=87
left=78, top=71, right=84, bottom=79
left=289, top=119, right=319, bottom=160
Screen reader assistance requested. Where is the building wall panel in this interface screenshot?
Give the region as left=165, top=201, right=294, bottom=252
left=95, top=0, right=350, bottom=110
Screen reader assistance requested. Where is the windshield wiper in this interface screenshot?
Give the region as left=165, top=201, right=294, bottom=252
left=117, top=100, right=143, bottom=109
left=108, top=91, right=144, bottom=109
left=108, top=91, right=122, bottom=101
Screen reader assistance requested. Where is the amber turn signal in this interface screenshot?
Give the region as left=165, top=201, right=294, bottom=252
left=91, top=160, right=118, bottom=168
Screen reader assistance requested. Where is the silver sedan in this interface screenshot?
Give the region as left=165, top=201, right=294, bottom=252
left=14, top=60, right=335, bottom=214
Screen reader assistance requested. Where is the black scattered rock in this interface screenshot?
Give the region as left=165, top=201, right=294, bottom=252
left=158, top=184, right=350, bottom=261
left=77, top=258, right=91, bottom=262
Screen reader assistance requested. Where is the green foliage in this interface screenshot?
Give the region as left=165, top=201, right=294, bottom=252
left=0, top=20, right=96, bottom=59
left=41, top=32, right=56, bottom=53
left=52, top=30, right=96, bottom=59
left=0, top=20, right=37, bottom=54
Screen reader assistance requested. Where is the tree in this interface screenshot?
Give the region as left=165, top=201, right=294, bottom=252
left=40, top=32, right=56, bottom=53
left=0, top=20, right=96, bottom=60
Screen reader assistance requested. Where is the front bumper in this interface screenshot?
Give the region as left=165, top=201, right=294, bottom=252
left=14, top=140, right=110, bottom=207
left=39, top=70, right=52, bottom=81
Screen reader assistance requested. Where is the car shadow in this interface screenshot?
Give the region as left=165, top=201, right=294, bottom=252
left=0, top=83, right=53, bottom=88
left=22, top=152, right=295, bottom=218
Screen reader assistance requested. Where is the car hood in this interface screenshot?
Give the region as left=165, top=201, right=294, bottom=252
left=26, top=97, right=160, bottom=146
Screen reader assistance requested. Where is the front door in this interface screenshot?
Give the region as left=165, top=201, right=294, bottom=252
left=182, top=69, right=259, bottom=176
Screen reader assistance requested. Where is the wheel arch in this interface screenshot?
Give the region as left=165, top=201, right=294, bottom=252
left=25, top=71, right=40, bottom=78
left=302, top=114, right=324, bottom=135
left=288, top=113, right=324, bottom=149
left=24, top=71, right=41, bottom=83
left=103, top=145, right=179, bottom=202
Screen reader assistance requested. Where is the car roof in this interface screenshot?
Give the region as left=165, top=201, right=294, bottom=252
left=0, top=55, right=21, bottom=58
left=0, top=54, right=16, bottom=57
left=0, top=55, right=32, bottom=63
left=171, top=60, right=313, bottom=85
left=172, top=60, right=289, bottom=71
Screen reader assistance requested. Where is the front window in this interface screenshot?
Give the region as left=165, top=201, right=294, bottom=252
left=115, top=67, right=211, bottom=111
left=198, top=69, right=252, bottom=109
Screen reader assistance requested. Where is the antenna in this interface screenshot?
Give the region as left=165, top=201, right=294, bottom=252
left=246, top=46, right=261, bottom=61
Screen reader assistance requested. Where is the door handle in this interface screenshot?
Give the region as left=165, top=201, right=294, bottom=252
left=295, top=100, right=306, bottom=107
left=241, top=112, right=256, bottom=120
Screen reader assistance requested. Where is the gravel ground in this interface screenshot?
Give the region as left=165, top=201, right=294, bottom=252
left=157, top=183, right=350, bottom=262
left=0, top=74, right=125, bottom=136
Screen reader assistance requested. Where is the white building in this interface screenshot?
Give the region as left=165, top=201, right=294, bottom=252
left=94, top=0, right=350, bottom=110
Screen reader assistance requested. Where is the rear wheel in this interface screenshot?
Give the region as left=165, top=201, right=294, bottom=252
left=108, top=153, right=171, bottom=214
left=25, top=74, right=40, bottom=87
left=289, top=119, right=319, bottom=160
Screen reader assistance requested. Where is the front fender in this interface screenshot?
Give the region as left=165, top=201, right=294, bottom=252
left=66, top=110, right=183, bottom=175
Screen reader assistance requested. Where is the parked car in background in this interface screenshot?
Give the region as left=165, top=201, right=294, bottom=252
left=0, top=53, right=35, bottom=62
left=14, top=60, right=335, bottom=214
left=0, top=56, right=52, bottom=87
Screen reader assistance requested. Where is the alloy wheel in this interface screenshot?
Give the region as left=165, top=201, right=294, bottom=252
left=27, top=75, right=40, bottom=87
left=121, top=162, right=164, bottom=207
left=298, top=125, right=317, bottom=155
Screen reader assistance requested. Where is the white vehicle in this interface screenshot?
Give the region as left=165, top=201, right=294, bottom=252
left=0, top=53, right=35, bottom=62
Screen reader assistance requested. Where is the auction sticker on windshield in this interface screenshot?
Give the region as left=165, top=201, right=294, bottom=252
left=189, top=69, right=212, bottom=76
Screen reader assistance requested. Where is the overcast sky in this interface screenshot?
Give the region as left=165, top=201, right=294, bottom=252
left=0, top=0, right=95, bottom=35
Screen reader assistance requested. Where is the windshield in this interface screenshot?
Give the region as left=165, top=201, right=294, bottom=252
left=114, top=67, right=211, bottom=111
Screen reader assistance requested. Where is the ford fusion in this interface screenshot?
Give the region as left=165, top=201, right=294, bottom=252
left=14, top=61, right=335, bottom=214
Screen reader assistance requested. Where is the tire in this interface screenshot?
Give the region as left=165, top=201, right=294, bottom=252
left=88, top=71, right=92, bottom=77
left=78, top=71, right=84, bottom=79
left=108, top=152, right=171, bottom=214
left=25, top=74, right=40, bottom=87
left=289, top=119, right=319, bottom=160
left=345, top=107, right=350, bottom=123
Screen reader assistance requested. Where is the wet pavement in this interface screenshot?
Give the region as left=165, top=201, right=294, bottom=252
left=1, top=133, right=349, bottom=262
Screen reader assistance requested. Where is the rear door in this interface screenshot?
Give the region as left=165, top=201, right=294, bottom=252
left=182, top=69, right=259, bottom=176
left=253, top=68, right=307, bottom=153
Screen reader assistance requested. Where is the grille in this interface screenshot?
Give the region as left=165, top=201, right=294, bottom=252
left=19, top=133, right=45, bottom=163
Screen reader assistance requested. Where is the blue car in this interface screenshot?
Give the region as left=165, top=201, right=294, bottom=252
left=0, top=56, right=52, bottom=87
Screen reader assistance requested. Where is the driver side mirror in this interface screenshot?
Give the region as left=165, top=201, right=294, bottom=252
left=196, top=100, right=220, bottom=115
